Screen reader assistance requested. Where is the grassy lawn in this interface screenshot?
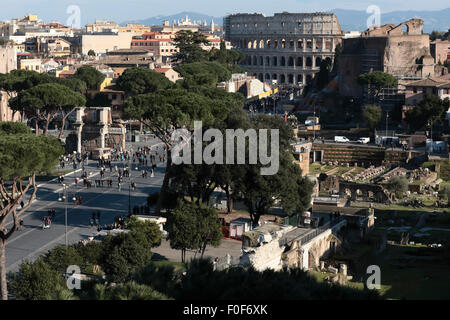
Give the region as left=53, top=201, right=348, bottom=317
left=422, top=160, right=450, bottom=182
left=312, top=243, right=450, bottom=300
left=151, top=260, right=186, bottom=272
left=309, top=163, right=361, bottom=176
left=368, top=244, right=450, bottom=300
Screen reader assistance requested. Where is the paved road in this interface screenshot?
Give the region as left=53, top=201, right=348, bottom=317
left=5, top=137, right=166, bottom=273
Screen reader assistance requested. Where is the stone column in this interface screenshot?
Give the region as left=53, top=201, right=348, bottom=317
left=99, top=126, right=106, bottom=149
left=303, top=38, right=306, bottom=52
left=322, top=38, right=325, bottom=52
left=77, top=124, right=84, bottom=154
left=301, top=248, right=309, bottom=271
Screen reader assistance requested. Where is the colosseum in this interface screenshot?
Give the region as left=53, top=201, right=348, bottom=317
left=224, top=12, right=343, bottom=86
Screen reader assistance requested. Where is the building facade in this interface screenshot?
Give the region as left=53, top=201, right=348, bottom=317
left=0, top=43, right=20, bottom=122
left=338, top=19, right=447, bottom=101
left=224, top=12, right=343, bottom=85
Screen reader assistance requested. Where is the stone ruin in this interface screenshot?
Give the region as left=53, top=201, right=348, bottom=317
left=65, top=107, right=126, bottom=154
left=353, top=165, right=386, bottom=182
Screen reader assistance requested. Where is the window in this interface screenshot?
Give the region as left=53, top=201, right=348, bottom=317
left=298, top=22, right=302, bottom=28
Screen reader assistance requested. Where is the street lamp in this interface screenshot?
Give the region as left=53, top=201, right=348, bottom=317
left=385, top=111, right=389, bottom=142
left=58, top=184, right=71, bottom=247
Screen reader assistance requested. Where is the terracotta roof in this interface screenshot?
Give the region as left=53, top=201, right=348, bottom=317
left=405, top=78, right=446, bottom=87
left=154, top=68, right=171, bottom=73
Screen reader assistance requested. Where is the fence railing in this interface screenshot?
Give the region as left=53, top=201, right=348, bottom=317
left=280, top=217, right=346, bottom=247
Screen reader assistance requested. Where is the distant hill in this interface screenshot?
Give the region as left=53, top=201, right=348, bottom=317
left=123, top=9, right=450, bottom=33
left=122, top=11, right=223, bottom=27
left=331, top=8, right=450, bottom=33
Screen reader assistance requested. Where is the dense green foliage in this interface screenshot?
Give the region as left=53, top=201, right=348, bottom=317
left=0, top=122, right=32, bottom=135
left=92, top=281, right=170, bottom=300
left=358, top=71, right=398, bottom=97
left=125, top=216, right=162, bottom=248
left=173, top=30, right=210, bottom=64
left=168, top=259, right=380, bottom=300
left=405, top=94, right=449, bottom=131
left=42, top=245, right=84, bottom=274
left=386, top=176, right=409, bottom=198
left=8, top=258, right=65, bottom=300
left=175, top=61, right=232, bottom=87
left=99, top=231, right=154, bottom=283
left=117, top=67, right=173, bottom=96
left=73, top=66, right=105, bottom=91
left=167, top=201, right=222, bottom=262
left=0, top=129, right=64, bottom=179
left=363, top=105, right=382, bottom=131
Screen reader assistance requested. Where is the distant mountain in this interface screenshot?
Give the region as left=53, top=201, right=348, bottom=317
left=331, top=8, right=450, bottom=33
left=122, top=11, right=223, bottom=27
left=123, top=9, right=450, bottom=33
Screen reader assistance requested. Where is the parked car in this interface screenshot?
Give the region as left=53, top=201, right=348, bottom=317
left=357, top=137, right=370, bottom=144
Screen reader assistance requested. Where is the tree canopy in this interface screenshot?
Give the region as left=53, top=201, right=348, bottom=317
left=175, top=61, right=232, bottom=87
left=173, top=30, right=210, bottom=64
left=405, top=94, right=449, bottom=131
left=73, top=66, right=105, bottom=91
left=11, top=82, right=86, bottom=135
left=363, top=105, right=382, bottom=131
left=116, top=67, right=173, bottom=96
left=386, top=176, right=409, bottom=198
left=167, top=201, right=222, bottom=262
left=358, top=71, right=398, bottom=98
left=0, top=123, right=64, bottom=299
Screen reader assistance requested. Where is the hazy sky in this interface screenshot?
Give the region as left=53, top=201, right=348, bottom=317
left=0, top=0, right=448, bottom=24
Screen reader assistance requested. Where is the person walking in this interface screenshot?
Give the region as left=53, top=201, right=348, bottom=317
left=97, top=211, right=101, bottom=226
left=91, top=212, right=96, bottom=227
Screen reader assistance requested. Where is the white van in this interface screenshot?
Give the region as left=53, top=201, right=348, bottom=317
left=334, top=136, right=350, bottom=143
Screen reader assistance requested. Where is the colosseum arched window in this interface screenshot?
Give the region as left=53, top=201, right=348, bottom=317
left=259, top=40, right=264, bottom=49
left=288, top=57, right=294, bottom=67
left=315, top=57, right=322, bottom=67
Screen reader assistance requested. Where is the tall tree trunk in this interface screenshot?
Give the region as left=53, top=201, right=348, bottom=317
left=35, top=120, right=39, bottom=136
left=155, top=148, right=172, bottom=215
left=58, top=115, right=66, bottom=140
left=225, top=185, right=233, bottom=214
left=200, top=242, right=207, bottom=258
left=43, top=114, right=51, bottom=136
left=0, top=239, right=7, bottom=300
